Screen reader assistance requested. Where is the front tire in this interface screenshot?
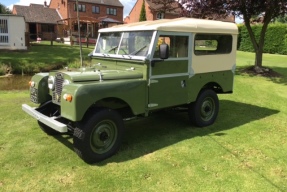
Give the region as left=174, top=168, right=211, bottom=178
left=188, top=89, right=219, bottom=127
left=73, top=108, right=124, bottom=164
left=38, top=121, right=60, bottom=135
left=37, top=101, right=61, bottom=135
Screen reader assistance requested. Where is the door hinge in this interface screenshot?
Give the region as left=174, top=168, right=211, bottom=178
left=148, top=79, right=158, bottom=86
left=148, top=103, right=158, bottom=108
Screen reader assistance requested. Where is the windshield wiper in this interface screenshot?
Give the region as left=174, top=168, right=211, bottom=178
left=129, top=45, right=147, bottom=56
left=106, top=46, right=118, bottom=53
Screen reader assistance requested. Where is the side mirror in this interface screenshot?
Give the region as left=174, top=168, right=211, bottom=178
left=159, top=44, right=169, bottom=60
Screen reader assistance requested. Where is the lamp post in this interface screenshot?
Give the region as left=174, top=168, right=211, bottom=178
left=76, top=0, right=83, bottom=67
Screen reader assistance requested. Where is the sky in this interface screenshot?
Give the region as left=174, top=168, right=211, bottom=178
left=1, top=0, right=242, bottom=23
left=1, top=0, right=136, bottom=17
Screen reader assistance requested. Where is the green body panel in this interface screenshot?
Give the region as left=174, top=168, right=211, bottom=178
left=116, top=60, right=148, bottom=80
left=60, top=70, right=143, bottom=82
left=187, top=70, right=234, bottom=102
left=92, top=57, right=146, bottom=70
left=149, top=76, right=188, bottom=109
left=152, top=60, right=188, bottom=75
left=148, top=59, right=189, bottom=109
left=31, top=73, right=51, bottom=104
left=61, top=79, right=147, bottom=121
left=149, top=70, right=233, bottom=110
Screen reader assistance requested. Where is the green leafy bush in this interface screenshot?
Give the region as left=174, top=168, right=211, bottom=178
left=0, top=63, right=7, bottom=76
left=238, top=24, right=287, bottom=55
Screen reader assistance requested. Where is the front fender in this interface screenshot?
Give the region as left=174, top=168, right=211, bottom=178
left=61, top=79, right=146, bottom=121
left=31, top=73, right=51, bottom=104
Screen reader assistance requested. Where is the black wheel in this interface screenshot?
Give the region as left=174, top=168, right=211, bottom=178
left=188, top=89, right=219, bottom=127
left=38, top=121, right=60, bottom=135
left=73, top=108, right=124, bottom=164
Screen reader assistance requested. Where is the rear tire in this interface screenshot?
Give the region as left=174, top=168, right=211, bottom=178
left=188, top=89, right=219, bottom=127
left=73, top=108, right=124, bottom=164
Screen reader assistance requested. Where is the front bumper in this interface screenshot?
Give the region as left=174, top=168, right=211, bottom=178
left=22, top=104, right=68, bottom=133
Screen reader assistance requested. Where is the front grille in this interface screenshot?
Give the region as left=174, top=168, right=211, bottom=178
left=52, top=73, right=64, bottom=103
left=30, top=87, right=38, bottom=103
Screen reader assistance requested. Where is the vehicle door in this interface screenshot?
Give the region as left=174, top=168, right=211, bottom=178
left=148, top=32, right=192, bottom=109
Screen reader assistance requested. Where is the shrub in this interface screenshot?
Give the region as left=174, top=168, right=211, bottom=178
left=0, top=63, right=12, bottom=76
left=238, top=23, right=287, bottom=55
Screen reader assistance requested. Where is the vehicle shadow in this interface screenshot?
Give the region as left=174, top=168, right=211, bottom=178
left=52, top=99, right=279, bottom=165
left=110, top=99, right=279, bottom=164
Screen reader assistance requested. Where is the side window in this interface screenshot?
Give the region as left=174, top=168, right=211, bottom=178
left=107, top=8, right=117, bottom=15
left=0, top=18, right=9, bottom=44
left=92, top=6, right=100, bottom=14
left=156, top=13, right=164, bottom=19
left=154, top=35, right=189, bottom=58
left=194, top=34, right=232, bottom=55
left=74, top=4, right=86, bottom=12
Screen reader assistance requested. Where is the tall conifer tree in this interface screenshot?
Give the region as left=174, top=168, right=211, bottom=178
left=139, top=1, right=147, bottom=21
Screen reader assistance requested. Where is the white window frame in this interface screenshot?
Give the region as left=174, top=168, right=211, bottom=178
left=92, top=6, right=100, bottom=14
left=0, top=18, right=9, bottom=45
left=107, top=8, right=117, bottom=15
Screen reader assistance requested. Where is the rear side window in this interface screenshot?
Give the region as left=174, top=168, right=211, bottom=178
left=194, top=34, right=232, bottom=55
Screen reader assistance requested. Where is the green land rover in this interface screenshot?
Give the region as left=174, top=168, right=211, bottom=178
left=22, top=18, right=238, bottom=164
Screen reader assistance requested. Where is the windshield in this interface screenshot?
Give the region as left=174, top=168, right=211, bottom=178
left=95, top=31, right=153, bottom=57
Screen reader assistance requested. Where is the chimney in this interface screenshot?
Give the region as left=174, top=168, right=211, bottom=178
left=44, top=1, right=47, bottom=7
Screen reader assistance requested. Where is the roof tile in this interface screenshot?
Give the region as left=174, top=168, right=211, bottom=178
left=69, top=0, right=123, bottom=7
left=13, top=4, right=62, bottom=24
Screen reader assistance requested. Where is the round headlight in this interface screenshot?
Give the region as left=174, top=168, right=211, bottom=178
left=63, top=79, right=70, bottom=86
left=48, top=76, right=55, bottom=90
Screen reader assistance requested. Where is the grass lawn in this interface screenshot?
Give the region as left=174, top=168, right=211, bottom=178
left=0, top=51, right=287, bottom=191
left=0, top=41, right=94, bottom=75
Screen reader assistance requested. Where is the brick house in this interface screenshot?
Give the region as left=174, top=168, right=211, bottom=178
left=124, top=0, right=181, bottom=23
left=124, top=0, right=235, bottom=24
left=12, top=3, right=62, bottom=40
left=13, top=0, right=123, bottom=41
left=49, top=0, right=124, bottom=38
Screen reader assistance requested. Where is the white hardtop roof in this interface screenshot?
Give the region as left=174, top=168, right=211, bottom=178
left=99, top=17, right=238, bottom=34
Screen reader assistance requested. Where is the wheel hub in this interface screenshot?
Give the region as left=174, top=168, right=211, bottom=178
left=201, top=98, right=215, bottom=121
left=99, top=131, right=109, bottom=142
left=204, top=106, right=211, bottom=113
left=90, top=120, right=117, bottom=154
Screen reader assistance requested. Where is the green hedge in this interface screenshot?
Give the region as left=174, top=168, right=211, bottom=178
left=238, top=24, right=287, bottom=55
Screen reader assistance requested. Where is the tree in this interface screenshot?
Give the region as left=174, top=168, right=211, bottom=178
left=176, top=0, right=287, bottom=69
left=0, top=3, right=12, bottom=14
left=139, top=1, right=147, bottom=21
left=148, top=0, right=179, bottom=17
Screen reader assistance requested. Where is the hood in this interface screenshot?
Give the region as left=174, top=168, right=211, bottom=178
left=59, top=69, right=143, bottom=82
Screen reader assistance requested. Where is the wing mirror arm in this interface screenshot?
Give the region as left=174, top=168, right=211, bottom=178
left=151, top=43, right=169, bottom=67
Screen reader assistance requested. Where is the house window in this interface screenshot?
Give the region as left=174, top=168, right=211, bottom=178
left=92, top=6, right=100, bottom=14
left=107, top=8, right=117, bottom=15
left=0, top=18, right=9, bottom=44
left=156, top=13, right=164, bottom=19
left=194, top=34, right=232, bottom=55
left=41, top=24, right=55, bottom=33
left=74, top=4, right=86, bottom=12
